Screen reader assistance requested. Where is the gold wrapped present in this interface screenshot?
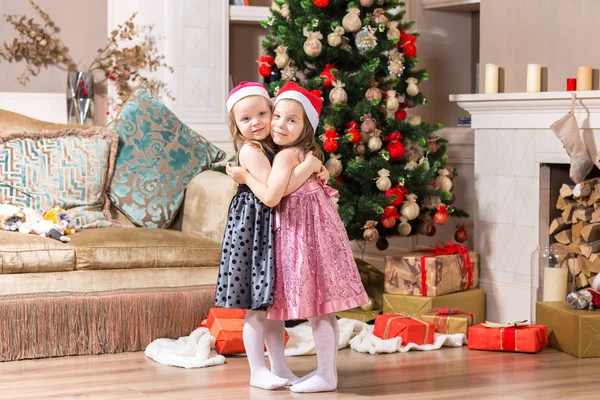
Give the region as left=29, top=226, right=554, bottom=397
left=336, top=307, right=381, bottom=323
left=536, top=301, right=600, bottom=358
left=383, top=288, right=485, bottom=324
left=421, top=308, right=475, bottom=336
left=385, top=244, right=479, bottom=296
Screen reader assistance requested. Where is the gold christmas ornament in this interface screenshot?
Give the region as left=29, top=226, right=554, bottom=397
left=327, top=26, right=345, bottom=47
left=385, top=89, right=399, bottom=118
left=375, top=168, right=392, bottom=191
left=274, top=45, right=289, bottom=69
left=362, top=220, right=379, bottom=242
left=353, top=142, right=366, bottom=156
left=388, top=49, right=405, bottom=76
left=360, top=0, right=375, bottom=6
left=365, top=81, right=383, bottom=102
left=360, top=113, right=376, bottom=134
left=406, top=77, right=419, bottom=96
left=281, top=63, right=297, bottom=81
left=342, top=7, right=362, bottom=33
left=329, top=80, right=348, bottom=104
left=435, top=168, right=453, bottom=192
left=424, top=195, right=442, bottom=210
left=397, top=216, right=412, bottom=236
left=279, top=4, right=290, bottom=19
left=400, top=194, right=420, bottom=220
left=355, top=27, right=377, bottom=52
left=368, top=134, right=382, bottom=151
left=408, top=115, right=421, bottom=126
left=372, top=8, right=388, bottom=25
left=324, top=153, right=343, bottom=177
left=303, top=28, right=323, bottom=57
left=387, top=20, right=400, bottom=41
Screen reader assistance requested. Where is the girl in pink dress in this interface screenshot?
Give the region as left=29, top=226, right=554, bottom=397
left=227, top=82, right=368, bottom=393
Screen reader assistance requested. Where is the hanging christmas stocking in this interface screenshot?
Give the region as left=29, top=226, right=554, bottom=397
left=550, top=95, right=593, bottom=183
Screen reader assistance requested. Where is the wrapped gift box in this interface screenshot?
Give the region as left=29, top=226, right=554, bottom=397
left=383, top=288, right=485, bottom=324
left=373, top=313, right=435, bottom=345
left=385, top=247, right=479, bottom=296
left=421, top=308, right=475, bottom=336
left=336, top=307, right=381, bottom=323
left=203, top=308, right=289, bottom=355
left=467, top=323, right=548, bottom=353
left=536, top=301, right=600, bottom=358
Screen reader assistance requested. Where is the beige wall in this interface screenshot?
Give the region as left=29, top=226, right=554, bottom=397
left=481, top=0, right=600, bottom=93
left=0, top=0, right=107, bottom=93
left=412, top=6, right=477, bottom=127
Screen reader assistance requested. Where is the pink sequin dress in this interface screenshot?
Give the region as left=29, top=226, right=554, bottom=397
left=265, top=171, right=369, bottom=320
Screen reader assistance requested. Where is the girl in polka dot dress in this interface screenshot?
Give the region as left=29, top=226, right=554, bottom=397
left=215, top=82, right=324, bottom=390
left=227, top=82, right=369, bottom=393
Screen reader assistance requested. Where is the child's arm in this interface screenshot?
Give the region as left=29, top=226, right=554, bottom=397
left=227, top=149, right=320, bottom=207
left=284, top=152, right=323, bottom=195
left=237, top=144, right=271, bottom=183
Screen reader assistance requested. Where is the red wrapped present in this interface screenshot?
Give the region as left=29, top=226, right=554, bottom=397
left=467, top=323, right=548, bottom=353
left=373, top=313, right=435, bottom=345
left=202, top=308, right=290, bottom=355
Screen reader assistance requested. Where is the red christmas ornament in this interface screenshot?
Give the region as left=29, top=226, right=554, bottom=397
left=403, top=43, right=417, bottom=57
left=320, top=64, right=338, bottom=87
left=346, top=121, right=359, bottom=130
left=455, top=223, right=468, bottom=243
left=346, top=128, right=361, bottom=143
left=385, top=131, right=404, bottom=159
left=381, top=206, right=400, bottom=228
left=258, top=63, right=272, bottom=77
left=335, top=176, right=344, bottom=185
left=394, top=109, right=407, bottom=120
left=323, top=129, right=338, bottom=139
left=427, top=225, right=437, bottom=237
left=313, top=0, right=330, bottom=7
left=323, top=138, right=338, bottom=152
left=433, top=204, right=449, bottom=225
left=385, top=185, right=407, bottom=207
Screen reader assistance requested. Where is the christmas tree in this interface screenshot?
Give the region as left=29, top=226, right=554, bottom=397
left=259, top=0, right=468, bottom=250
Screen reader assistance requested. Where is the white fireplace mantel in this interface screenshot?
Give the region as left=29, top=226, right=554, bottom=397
left=451, top=91, right=600, bottom=323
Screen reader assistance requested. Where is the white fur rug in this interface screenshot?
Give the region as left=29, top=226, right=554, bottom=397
left=144, top=318, right=466, bottom=368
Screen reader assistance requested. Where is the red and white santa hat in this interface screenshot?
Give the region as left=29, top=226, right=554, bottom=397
left=226, top=81, right=271, bottom=113
left=274, top=82, right=323, bottom=131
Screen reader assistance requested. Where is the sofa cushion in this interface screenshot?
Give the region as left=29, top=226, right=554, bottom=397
left=0, top=127, right=119, bottom=229
left=70, top=228, right=221, bottom=270
left=0, top=109, right=79, bottom=135
left=0, top=231, right=75, bottom=274
left=108, top=86, right=226, bottom=229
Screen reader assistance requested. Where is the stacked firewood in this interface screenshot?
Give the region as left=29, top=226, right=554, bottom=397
left=550, top=178, right=600, bottom=289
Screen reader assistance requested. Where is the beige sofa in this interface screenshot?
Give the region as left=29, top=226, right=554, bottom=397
left=0, top=110, right=235, bottom=361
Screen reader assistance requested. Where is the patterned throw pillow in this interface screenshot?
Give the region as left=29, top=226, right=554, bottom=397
left=108, top=86, right=225, bottom=228
left=0, top=128, right=118, bottom=229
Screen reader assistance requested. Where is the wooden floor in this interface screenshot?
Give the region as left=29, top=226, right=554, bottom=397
left=0, top=347, right=599, bottom=399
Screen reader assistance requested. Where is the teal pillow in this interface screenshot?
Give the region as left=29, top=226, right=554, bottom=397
left=0, top=128, right=118, bottom=229
left=108, top=86, right=225, bottom=228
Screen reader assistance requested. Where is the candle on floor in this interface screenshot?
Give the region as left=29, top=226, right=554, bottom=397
left=542, top=267, right=568, bottom=302
left=526, top=64, right=541, bottom=92
left=484, top=63, right=499, bottom=94
left=576, top=66, right=592, bottom=90
left=566, top=78, right=577, bottom=91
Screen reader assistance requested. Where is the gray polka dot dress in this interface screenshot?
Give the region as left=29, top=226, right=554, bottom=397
left=214, top=150, right=275, bottom=310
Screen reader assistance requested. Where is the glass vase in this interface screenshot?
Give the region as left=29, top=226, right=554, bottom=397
left=67, top=71, right=94, bottom=125
left=530, top=244, right=569, bottom=322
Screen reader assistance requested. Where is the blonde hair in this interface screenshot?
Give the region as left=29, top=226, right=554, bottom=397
left=227, top=96, right=275, bottom=159
left=277, top=100, right=324, bottom=162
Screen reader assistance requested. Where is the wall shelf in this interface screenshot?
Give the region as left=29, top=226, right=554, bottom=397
left=229, top=5, right=270, bottom=23
left=421, top=0, right=480, bottom=12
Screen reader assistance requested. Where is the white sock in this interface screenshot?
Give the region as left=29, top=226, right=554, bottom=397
left=265, top=319, right=299, bottom=384
left=293, top=314, right=339, bottom=385
left=290, top=315, right=338, bottom=393
left=243, top=310, right=289, bottom=390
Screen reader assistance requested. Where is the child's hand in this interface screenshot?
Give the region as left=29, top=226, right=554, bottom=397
left=316, top=165, right=330, bottom=183
left=226, top=163, right=250, bottom=184
left=304, top=151, right=322, bottom=173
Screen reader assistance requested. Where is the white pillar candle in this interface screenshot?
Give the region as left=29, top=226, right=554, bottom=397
left=542, top=267, right=568, bottom=302
left=526, top=64, right=541, bottom=92
left=484, top=63, right=499, bottom=94
left=577, top=66, right=592, bottom=91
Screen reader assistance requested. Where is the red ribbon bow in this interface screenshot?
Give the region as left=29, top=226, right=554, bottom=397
left=419, top=242, right=472, bottom=296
